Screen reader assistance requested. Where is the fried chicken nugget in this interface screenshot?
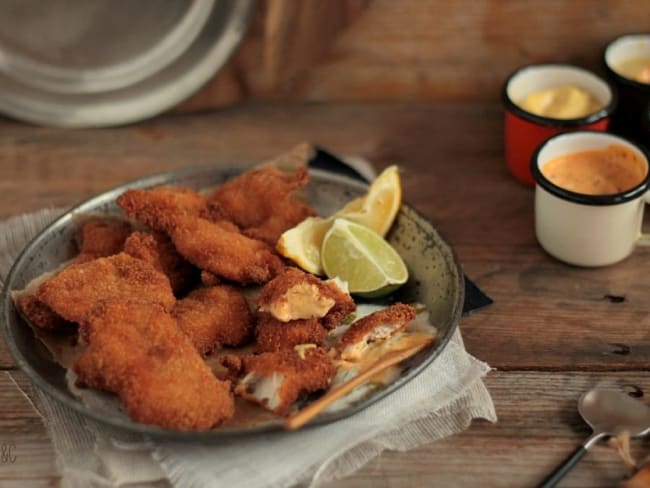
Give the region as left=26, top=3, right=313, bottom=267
left=338, top=303, right=416, bottom=361
left=75, top=218, right=132, bottom=263
left=255, top=313, right=327, bottom=352
left=257, top=267, right=355, bottom=329
left=117, top=186, right=211, bottom=233
left=234, top=347, right=335, bottom=415
left=37, top=253, right=175, bottom=323
left=75, top=300, right=234, bottom=430
left=210, top=165, right=316, bottom=246
left=117, top=185, right=284, bottom=284
left=123, top=231, right=198, bottom=295
left=173, top=286, right=253, bottom=355
left=169, top=216, right=285, bottom=285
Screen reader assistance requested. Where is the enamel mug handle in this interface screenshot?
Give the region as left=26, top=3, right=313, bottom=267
left=639, top=190, right=650, bottom=246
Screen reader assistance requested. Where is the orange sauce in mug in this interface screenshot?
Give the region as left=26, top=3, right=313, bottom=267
left=541, top=144, right=647, bottom=195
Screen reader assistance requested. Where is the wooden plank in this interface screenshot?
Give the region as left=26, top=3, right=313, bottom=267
left=181, top=0, right=650, bottom=107
left=296, top=0, right=650, bottom=102
left=0, top=435, right=58, bottom=483
left=0, top=347, right=13, bottom=372
left=458, top=245, right=650, bottom=371
left=0, top=373, right=58, bottom=484
left=0, top=373, right=45, bottom=434
left=2, top=370, right=650, bottom=487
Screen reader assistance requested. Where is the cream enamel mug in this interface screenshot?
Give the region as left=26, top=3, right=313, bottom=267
left=531, top=131, right=650, bottom=267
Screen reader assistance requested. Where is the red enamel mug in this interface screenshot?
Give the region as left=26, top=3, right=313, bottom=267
left=502, top=64, right=616, bottom=186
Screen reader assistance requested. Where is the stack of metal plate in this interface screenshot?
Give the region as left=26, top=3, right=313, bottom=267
left=0, top=0, right=254, bottom=127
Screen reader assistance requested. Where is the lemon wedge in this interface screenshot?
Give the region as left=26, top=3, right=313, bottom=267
left=276, top=165, right=402, bottom=275
left=276, top=216, right=332, bottom=275
left=335, top=165, right=401, bottom=237
left=321, top=218, right=408, bottom=297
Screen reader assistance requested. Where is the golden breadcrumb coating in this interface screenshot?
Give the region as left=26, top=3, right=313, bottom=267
left=13, top=293, right=75, bottom=333
left=37, top=253, right=175, bottom=323
left=117, top=185, right=284, bottom=285
left=234, top=347, right=334, bottom=415
left=257, top=267, right=355, bottom=329
left=75, top=218, right=132, bottom=264
left=255, top=313, right=328, bottom=352
left=200, top=270, right=221, bottom=287
left=74, top=300, right=234, bottom=430
left=169, top=216, right=285, bottom=285
left=210, top=165, right=315, bottom=246
left=338, top=303, right=416, bottom=360
left=123, top=231, right=198, bottom=295
left=173, top=285, right=253, bottom=355
left=117, top=186, right=211, bottom=233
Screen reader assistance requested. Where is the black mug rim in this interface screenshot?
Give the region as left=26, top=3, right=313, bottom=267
left=603, top=33, right=650, bottom=92
left=502, top=63, right=618, bottom=127
left=530, top=130, right=650, bottom=206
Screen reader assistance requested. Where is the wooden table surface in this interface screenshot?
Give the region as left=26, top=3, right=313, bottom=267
left=1, top=101, right=649, bottom=487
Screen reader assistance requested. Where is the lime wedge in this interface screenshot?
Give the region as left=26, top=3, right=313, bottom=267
left=321, top=218, right=408, bottom=297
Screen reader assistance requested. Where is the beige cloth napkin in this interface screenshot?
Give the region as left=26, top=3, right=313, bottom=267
left=1, top=208, right=496, bottom=488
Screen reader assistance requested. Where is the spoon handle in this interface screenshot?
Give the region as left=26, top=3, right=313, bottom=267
left=538, top=445, right=588, bottom=488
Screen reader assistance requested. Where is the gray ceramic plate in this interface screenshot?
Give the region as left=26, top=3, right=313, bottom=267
left=1, top=166, right=464, bottom=440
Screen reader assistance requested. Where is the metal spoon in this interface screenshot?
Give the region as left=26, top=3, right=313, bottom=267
left=540, top=388, right=650, bottom=488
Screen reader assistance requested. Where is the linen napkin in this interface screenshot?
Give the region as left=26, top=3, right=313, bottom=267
left=1, top=206, right=496, bottom=488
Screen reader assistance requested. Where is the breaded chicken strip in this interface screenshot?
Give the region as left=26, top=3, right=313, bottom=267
left=12, top=218, right=133, bottom=332
left=233, top=347, right=334, bottom=415
left=210, top=165, right=316, bottom=246
left=117, top=186, right=284, bottom=284
left=255, top=313, right=327, bottom=352
left=75, top=301, right=234, bottom=430
left=37, top=253, right=175, bottom=323
left=123, top=231, right=198, bottom=295
left=75, top=218, right=132, bottom=264
left=117, top=186, right=211, bottom=233
left=257, top=267, right=355, bottom=328
left=173, top=286, right=253, bottom=355
left=338, top=303, right=416, bottom=361
left=169, top=216, right=285, bottom=285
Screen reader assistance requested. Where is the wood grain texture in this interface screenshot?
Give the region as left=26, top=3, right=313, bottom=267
left=2, top=371, right=650, bottom=487
left=335, top=371, right=650, bottom=488
left=178, top=0, right=650, bottom=109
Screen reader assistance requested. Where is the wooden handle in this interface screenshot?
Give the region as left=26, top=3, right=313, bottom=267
left=284, top=340, right=432, bottom=430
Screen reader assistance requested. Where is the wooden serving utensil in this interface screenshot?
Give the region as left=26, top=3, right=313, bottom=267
left=284, top=339, right=433, bottom=431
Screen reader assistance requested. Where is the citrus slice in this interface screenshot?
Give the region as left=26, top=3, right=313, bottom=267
left=335, top=165, right=401, bottom=237
left=277, top=165, right=402, bottom=274
left=321, top=218, right=408, bottom=297
left=276, top=216, right=332, bottom=274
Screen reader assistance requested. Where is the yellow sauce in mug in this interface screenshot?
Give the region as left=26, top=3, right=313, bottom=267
left=615, top=56, right=650, bottom=84
left=518, top=85, right=603, bottom=119
left=541, top=144, right=647, bottom=195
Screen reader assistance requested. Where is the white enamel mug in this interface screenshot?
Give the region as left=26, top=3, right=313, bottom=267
left=531, top=131, right=650, bottom=267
